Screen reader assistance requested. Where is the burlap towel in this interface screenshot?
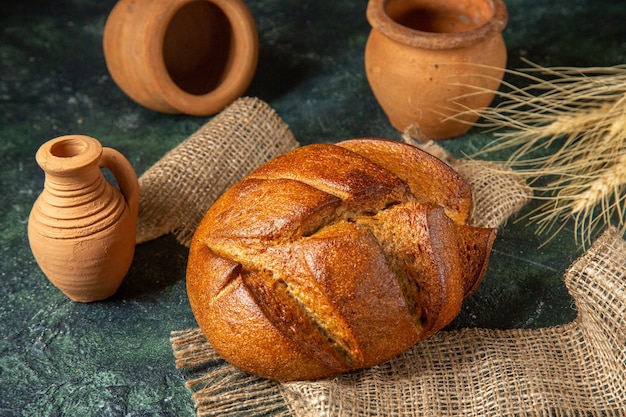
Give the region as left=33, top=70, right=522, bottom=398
left=145, top=98, right=623, bottom=415
left=136, top=97, right=299, bottom=246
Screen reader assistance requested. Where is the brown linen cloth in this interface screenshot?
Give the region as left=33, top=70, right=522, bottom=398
left=137, top=97, right=624, bottom=416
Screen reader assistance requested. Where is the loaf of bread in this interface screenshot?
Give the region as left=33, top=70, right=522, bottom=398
left=186, top=138, right=496, bottom=381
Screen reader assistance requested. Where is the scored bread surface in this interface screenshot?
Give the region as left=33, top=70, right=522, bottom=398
left=187, top=138, right=496, bottom=380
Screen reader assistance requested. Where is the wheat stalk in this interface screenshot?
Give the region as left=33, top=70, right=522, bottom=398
left=454, top=60, right=626, bottom=247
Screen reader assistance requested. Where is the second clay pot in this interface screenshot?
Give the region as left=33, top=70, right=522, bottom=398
left=103, top=0, right=258, bottom=116
left=365, top=0, right=508, bottom=139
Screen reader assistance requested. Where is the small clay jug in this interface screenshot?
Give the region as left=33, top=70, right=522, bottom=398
left=103, top=0, right=258, bottom=116
left=28, top=135, right=139, bottom=302
left=365, top=0, right=508, bottom=139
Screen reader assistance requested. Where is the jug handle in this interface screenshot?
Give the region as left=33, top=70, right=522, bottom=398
left=99, top=148, right=139, bottom=221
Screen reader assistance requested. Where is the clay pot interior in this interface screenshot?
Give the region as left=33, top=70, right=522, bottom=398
left=386, top=0, right=495, bottom=35
left=163, top=1, right=234, bottom=96
left=49, top=137, right=88, bottom=159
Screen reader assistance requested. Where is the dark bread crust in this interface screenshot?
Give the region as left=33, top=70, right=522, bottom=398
left=187, top=138, right=496, bottom=380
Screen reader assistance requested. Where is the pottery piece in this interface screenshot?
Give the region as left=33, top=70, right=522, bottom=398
left=103, top=0, right=258, bottom=116
left=365, top=0, right=508, bottom=139
left=28, top=135, right=139, bottom=302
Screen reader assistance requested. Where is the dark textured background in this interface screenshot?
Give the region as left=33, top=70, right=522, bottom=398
left=1, top=0, right=625, bottom=415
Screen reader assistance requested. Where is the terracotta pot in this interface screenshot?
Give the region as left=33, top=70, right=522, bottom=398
left=28, top=135, right=139, bottom=302
left=365, top=0, right=508, bottom=139
left=103, top=0, right=258, bottom=116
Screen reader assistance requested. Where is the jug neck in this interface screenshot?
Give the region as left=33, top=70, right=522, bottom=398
left=36, top=135, right=103, bottom=182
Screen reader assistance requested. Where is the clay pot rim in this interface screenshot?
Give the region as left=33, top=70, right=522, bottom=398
left=366, top=0, right=508, bottom=50
left=146, top=0, right=259, bottom=115
left=36, top=135, right=102, bottom=176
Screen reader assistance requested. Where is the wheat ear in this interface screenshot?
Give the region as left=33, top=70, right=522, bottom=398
left=449, top=61, right=626, bottom=246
